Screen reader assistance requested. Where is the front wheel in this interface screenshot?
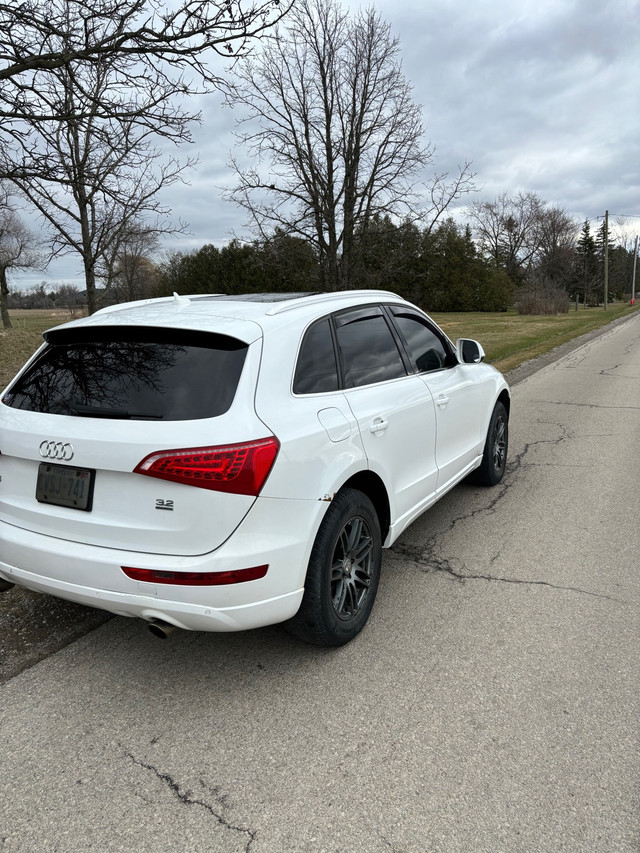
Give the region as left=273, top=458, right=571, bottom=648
left=285, top=488, right=382, bottom=646
left=469, top=401, right=508, bottom=486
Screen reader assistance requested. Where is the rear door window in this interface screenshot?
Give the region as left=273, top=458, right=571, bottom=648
left=3, top=327, right=248, bottom=421
left=334, top=306, right=407, bottom=388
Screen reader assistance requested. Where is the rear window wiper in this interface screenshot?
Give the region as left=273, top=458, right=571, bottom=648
left=70, top=402, right=163, bottom=420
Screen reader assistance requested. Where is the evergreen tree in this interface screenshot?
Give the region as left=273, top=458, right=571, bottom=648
left=572, top=220, right=598, bottom=305
left=593, top=218, right=615, bottom=304
left=259, top=231, right=319, bottom=293
left=351, top=216, right=422, bottom=297
left=417, top=220, right=513, bottom=312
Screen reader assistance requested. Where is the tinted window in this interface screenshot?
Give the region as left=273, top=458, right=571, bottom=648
left=335, top=308, right=406, bottom=388
left=293, top=318, right=339, bottom=394
left=3, top=327, right=248, bottom=421
left=392, top=312, right=450, bottom=373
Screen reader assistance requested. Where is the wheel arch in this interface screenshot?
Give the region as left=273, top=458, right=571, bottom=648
left=340, top=470, right=391, bottom=545
left=497, top=388, right=511, bottom=418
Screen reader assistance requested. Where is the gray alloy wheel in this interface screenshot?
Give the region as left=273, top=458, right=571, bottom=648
left=285, top=488, right=382, bottom=646
left=330, top=513, right=375, bottom=622
left=469, top=401, right=509, bottom=486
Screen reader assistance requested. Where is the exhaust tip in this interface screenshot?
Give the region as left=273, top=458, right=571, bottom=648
left=148, top=619, right=179, bottom=640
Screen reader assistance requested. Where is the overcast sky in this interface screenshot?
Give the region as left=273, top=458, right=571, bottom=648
left=16, top=0, right=640, bottom=289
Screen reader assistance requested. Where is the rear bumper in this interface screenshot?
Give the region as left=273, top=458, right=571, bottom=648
left=0, top=561, right=303, bottom=631
left=0, top=496, right=325, bottom=632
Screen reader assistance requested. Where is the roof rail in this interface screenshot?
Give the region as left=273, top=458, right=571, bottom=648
left=264, top=289, right=402, bottom=316
left=92, top=295, right=177, bottom=316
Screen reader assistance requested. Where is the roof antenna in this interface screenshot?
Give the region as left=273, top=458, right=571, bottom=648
left=172, top=292, right=191, bottom=308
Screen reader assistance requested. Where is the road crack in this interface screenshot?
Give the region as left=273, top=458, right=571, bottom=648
left=390, top=543, right=621, bottom=602
left=599, top=362, right=623, bottom=376
left=379, top=833, right=406, bottom=852
left=409, top=426, right=570, bottom=546
left=390, top=424, right=624, bottom=603
left=122, top=748, right=256, bottom=852
left=506, top=423, right=572, bottom=475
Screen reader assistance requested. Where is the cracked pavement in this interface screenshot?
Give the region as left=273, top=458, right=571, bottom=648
left=123, top=748, right=257, bottom=852
left=1, top=311, right=639, bottom=852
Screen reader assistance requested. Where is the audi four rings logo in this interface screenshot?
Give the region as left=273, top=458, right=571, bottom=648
left=39, top=441, right=74, bottom=461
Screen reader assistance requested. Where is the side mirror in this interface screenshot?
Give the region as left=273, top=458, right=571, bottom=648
left=456, top=338, right=485, bottom=364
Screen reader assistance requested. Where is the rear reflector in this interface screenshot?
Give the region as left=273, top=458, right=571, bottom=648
left=122, top=565, right=268, bottom=586
left=134, top=437, right=279, bottom=495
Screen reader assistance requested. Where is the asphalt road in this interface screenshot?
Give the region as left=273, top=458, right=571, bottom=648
left=1, top=312, right=638, bottom=853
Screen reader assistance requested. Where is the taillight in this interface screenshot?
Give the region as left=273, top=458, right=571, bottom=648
left=134, top=437, right=279, bottom=496
left=122, top=565, right=268, bottom=585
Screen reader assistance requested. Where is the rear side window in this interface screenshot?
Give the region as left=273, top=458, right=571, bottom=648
left=3, top=327, right=248, bottom=421
left=335, top=307, right=406, bottom=388
left=293, top=318, right=339, bottom=394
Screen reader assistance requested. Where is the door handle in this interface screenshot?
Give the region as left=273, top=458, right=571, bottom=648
left=369, top=418, right=389, bottom=434
left=436, top=395, right=450, bottom=409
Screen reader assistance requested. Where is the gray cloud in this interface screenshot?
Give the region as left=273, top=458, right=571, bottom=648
left=15, top=0, right=640, bottom=287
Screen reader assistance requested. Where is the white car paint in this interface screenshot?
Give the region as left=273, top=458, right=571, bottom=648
left=0, top=290, right=509, bottom=634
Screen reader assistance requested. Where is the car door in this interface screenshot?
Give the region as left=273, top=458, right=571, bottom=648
left=387, top=307, right=484, bottom=492
left=334, top=305, right=439, bottom=531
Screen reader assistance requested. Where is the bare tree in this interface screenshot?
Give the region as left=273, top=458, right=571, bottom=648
left=2, top=41, right=194, bottom=313
left=533, top=205, right=577, bottom=286
left=225, top=0, right=473, bottom=290
left=468, top=192, right=545, bottom=283
left=54, top=283, right=83, bottom=317
left=0, top=186, right=44, bottom=328
left=1, top=0, right=291, bottom=312
left=0, top=0, right=290, bottom=130
left=421, top=165, right=477, bottom=239
left=469, top=192, right=579, bottom=291
left=103, top=224, right=160, bottom=303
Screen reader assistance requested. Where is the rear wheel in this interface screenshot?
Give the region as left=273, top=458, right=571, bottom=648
left=286, top=488, right=382, bottom=646
left=469, top=401, right=508, bottom=486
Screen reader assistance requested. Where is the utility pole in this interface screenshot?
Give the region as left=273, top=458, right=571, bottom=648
left=632, top=234, right=638, bottom=305
left=603, top=210, right=609, bottom=310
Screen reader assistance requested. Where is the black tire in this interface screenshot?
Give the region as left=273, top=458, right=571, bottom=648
left=285, top=488, right=382, bottom=647
left=469, top=401, right=508, bottom=486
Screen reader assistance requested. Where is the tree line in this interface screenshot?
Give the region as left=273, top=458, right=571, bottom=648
left=154, top=219, right=514, bottom=311
left=9, top=201, right=634, bottom=318
left=151, top=199, right=636, bottom=314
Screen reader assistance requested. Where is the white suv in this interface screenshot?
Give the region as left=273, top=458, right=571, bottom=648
left=0, top=291, right=510, bottom=645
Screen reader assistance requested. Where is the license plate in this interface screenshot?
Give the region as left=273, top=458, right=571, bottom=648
left=36, top=463, right=95, bottom=511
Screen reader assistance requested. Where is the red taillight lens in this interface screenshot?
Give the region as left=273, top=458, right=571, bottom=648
left=134, top=437, right=279, bottom=496
left=122, top=565, right=268, bottom=585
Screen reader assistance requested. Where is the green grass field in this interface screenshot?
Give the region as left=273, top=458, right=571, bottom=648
left=433, top=303, right=638, bottom=373
left=1, top=310, right=65, bottom=389
left=1, top=303, right=638, bottom=390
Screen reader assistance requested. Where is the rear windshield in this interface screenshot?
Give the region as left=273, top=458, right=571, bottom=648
left=2, top=326, right=248, bottom=421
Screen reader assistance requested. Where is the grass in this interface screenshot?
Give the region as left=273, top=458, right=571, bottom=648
left=1, top=310, right=83, bottom=389
left=1, top=315, right=54, bottom=390
left=5, top=308, right=78, bottom=331
left=432, top=302, right=639, bottom=373
left=1, top=303, right=638, bottom=390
